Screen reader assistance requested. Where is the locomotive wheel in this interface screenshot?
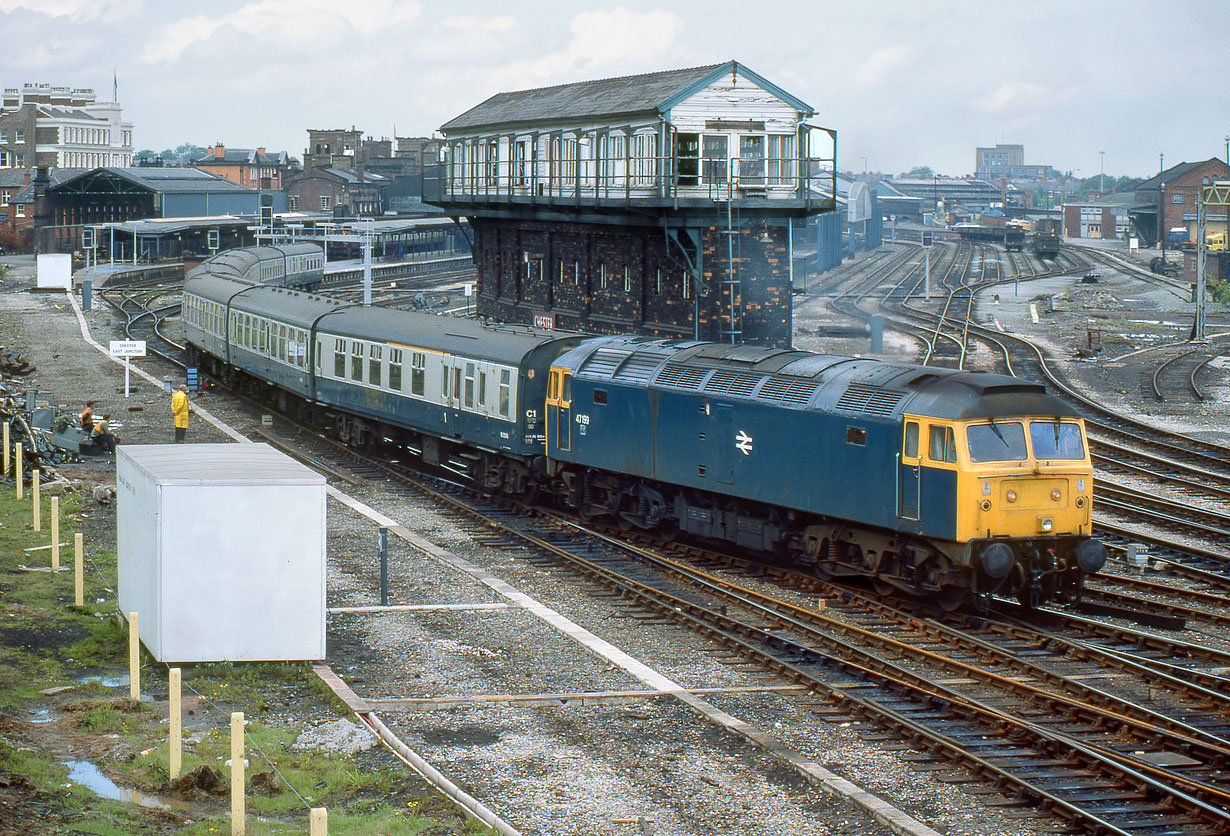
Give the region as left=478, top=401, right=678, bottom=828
left=935, top=586, right=965, bottom=612
left=871, top=578, right=894, bottom=596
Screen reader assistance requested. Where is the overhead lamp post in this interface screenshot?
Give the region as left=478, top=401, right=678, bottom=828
left=1099, top=151, right=1105, bottom=194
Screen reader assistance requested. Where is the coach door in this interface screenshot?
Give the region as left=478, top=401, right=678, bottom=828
left=898, top=420, right=921, bottom=520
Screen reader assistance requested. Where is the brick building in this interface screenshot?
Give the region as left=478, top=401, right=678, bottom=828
left=0, top=83, right=133, bottom=169
left=1130, top=158, right=1230, bottom=248
left=429, top=61, right=835, bottom=347
left=192, top=144, right=297, bottom=190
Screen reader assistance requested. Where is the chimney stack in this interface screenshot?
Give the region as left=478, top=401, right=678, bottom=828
left=256, top=147, right=266, bottom=158
left=214, top=144, right=225, bottom=159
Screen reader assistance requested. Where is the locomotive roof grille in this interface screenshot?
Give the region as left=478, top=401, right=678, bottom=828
left=834, top=383, right=907, bottom=417
left=580, top=347, right=633, bottom=377
left=757, top=376, right=819, bottom=406
left=703, top=369, right=760, bottom=398
left=612, top=351, right=671, bottom=384
left=655, top=362, right=709, bottom=390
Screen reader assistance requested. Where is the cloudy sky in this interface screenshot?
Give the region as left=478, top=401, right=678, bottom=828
left=3, top=0, right=1226, bottom=178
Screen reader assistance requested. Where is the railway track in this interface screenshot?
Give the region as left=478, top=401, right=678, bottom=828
left=226, top=398, right=1230, bottom=835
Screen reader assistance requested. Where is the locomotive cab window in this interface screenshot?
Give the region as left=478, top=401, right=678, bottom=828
left=845, top=427, right=866, bottom=446
left=1030, top=421, right=1085, bottom=460
left=967, top=421, right=1027, bottom=463
left=593, top=389, right=607, bottom=405
left=903, top=421, right=919, bottom=459
left=928, top=425, right=957, bottom=463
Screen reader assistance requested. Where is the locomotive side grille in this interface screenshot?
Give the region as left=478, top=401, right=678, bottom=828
left=758, top=376, right=819, bottom=406
left=613, top=351, right=671, bottom=384
left=835, top=383, right=905, bottom=417
left=580, top=347, right=632, bottom=377
left=655, top=362, right=709, bottom=390
left=703, top=370, right=761, bottom=398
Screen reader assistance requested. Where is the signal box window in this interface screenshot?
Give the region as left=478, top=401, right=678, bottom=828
left=928, top=425, right=957, bottom=463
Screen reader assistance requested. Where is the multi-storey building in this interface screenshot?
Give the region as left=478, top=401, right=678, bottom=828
left=428, top=61, right=835, bottom=347
left=0, top=83, right=133, bottom=169
left=1131, top=158, right=1230, bottom=249
left=192, top=144, right=297, bottom=190
left=975, top=143, right=1057, bottom=182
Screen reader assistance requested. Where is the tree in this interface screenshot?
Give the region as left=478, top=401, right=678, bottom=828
left=133, top=149, right=158, bottom=163
left=905, top=165, right=934, bottom=179
left=174, top=143, right=207, bottom=163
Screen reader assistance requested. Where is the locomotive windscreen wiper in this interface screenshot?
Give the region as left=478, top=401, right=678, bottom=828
left=986, top=416, right=1008, bottom=447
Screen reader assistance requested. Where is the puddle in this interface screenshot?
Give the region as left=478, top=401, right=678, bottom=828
left=65, top=761, right=195, bottom=811
left=27, top=709, right=55, bottom=724
left=77, top=674, right=128, bottom=688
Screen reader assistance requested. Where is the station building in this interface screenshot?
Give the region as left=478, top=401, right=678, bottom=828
left=427, top=61, right=836, bottom=347
left=1129, top=158, right=1230, bottom=249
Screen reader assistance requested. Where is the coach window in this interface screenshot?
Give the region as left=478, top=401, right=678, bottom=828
left=928, top=424, right=957, bottom=464
left=350, top=342, right=363, bottom=381
left=464, top=362, right=476, bottom=408
left=478, top=369, right=488, bottom=407
left=411, top=352, right=425, bottom=395
left=498, top=369, right=511, bottom=417
left=369, top=345, right=382, bottom=386
left=388, top=349, right=403, bottom=391
left=334, top=339, right=346, bottom=377
left=315, top=341, right=322, bottom=372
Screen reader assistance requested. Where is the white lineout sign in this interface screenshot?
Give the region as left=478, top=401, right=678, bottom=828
left=109, top=341, right=147, bottom=397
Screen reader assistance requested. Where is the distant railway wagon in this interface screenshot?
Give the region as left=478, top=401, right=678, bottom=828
left=183, top=251, right=1106, bottom=610
left=1033, top=218, right=1062, bottom=259
left=952, top=222, right=1025, bottom=251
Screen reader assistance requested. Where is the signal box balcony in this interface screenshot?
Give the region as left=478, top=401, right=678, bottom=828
left=425, top=61, right=836, bottom=220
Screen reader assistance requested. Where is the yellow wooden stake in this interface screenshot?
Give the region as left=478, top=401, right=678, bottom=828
left=309, top=808, right=328, bottom=836
left=50, top=496, right=59, bottom=572
left=32, top=468, right=40, bottom=531
left=15, top=443, right=22, bottom=499
left=128, top=611, right=140, bottom=701
left=74, top=533, right=84, bottom=607
left=169, top=668, right=182, bottom=779
left=231, top=712, right=246, bottom=836
left=2, top=421, right=8, bottom=475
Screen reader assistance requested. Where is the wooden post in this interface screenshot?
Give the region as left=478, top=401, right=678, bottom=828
left=32, top=468, right=40, bottom=531
left=14, top=443, right=22, bottom=499
left=128, top=611, right=140, bottom=700
left=309, top=808, right=328, bottom=836
left=2, top=421, right=8, bottom=475
left=231, top=712, right=245, bottom=836
left=169, top=668, right=182, bottom=779
left=50, top=496, right=59, bottom=572
left=74, top=533, right=84, bottom=607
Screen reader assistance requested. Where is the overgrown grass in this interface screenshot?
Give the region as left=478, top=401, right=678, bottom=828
left=0, top=480, right=487, bottom=834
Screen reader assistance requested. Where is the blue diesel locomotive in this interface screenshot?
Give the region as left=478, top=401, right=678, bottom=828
left=183, top=264, right=1105, bottom=609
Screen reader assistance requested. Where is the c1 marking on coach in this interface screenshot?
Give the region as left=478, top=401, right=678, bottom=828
left=735, top=430, right=754, bottom=456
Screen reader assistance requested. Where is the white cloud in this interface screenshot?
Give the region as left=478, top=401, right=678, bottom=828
left=0, top=0, right=140, bottom=19
left=441, top=14, right=517, bottom=33
left=854, top=45, right=915, bottom=88
left=973, top=80, right=1076, bottom=114
left=499, top=6, right=684, bottom=90
left=567, top=7, right=682, bottom=69
left=139, top=0, right=421, bottom=64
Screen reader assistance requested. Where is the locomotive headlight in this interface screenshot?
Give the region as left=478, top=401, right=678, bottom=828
left=1006, top=490, right=1018, bottom=503
left=1040, top=518, right=1054, bottom=532
left=1075, top=496, right=1086, bottom=508
left=980, top=499, right=991, bottom=511
left=1050, top=489, right=1062, bottom=502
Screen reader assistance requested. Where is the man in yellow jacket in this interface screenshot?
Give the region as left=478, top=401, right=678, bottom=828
left=172, top=384, right=190, bottom=442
